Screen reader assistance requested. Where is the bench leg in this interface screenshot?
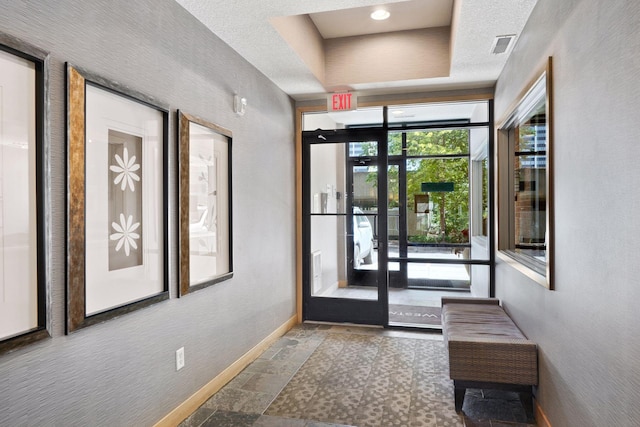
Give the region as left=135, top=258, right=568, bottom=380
left=519, top=388, right=534, bottom=420
left=454, top=384, right=466, bottom=412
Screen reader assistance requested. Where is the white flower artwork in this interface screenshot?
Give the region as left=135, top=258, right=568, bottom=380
left=110, top=147, right=140, bottom=192
left=110, top=213, right=141, bottom=257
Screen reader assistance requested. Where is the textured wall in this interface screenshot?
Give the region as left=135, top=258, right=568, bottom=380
left=0, top=1, right=295, bottom=426
left=494, top=0, right=640, bottom=425
left=324, top=27, right=451, bottom=88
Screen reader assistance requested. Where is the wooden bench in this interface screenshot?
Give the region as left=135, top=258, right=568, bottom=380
left=441, top=297, right=538, bottom=417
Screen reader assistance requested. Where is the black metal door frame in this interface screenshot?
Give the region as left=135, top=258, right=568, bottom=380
left=301, top=100, right=496, bottom=325
left=302, top=127, right=388, bottom=325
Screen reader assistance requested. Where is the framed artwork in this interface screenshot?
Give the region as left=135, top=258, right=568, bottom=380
left=178, top=111, right=233, bottom=296
left=66, top=64, right=169, bottom=332
left=0, top=35, right=49, bottom=354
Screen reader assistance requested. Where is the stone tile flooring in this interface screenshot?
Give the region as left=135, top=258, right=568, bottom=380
left=179, top=324, right=537, bottom=427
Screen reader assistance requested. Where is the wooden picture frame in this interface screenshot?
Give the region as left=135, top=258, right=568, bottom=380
left=0, top=34, right=49, bottom=354
left=66, top=64, right=169, bottom=332
left=178, top=111, right=233, bottom=296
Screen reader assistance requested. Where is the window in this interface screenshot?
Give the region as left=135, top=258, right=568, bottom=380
left=498, top=58, right=553, bottom=289
left=471, top=126, right=490, bottom=240
left=472, top=156, right=489, bottom=238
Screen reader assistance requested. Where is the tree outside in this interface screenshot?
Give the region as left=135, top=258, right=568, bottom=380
left=362, top=129, right=470, bottom=244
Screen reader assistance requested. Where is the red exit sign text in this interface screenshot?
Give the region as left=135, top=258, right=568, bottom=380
left=328, top=92, right=357, bottom=112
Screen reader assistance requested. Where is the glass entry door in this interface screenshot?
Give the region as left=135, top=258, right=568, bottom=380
left=388, top=129, right=477, bottom=290
left=302, top=100, right=493, bottom=328
left=384, top=120, right=493, bottom=328
left=303, top=128, right=388, bottom=325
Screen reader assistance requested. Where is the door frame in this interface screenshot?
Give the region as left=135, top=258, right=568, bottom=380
left=294, top=93, right=495, bottom=324
left=387, top=124, right=486, bottom=290
left=302, top=127, right=388, bottom=325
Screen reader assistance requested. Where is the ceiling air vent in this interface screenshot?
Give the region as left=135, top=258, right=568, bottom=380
left=491, top=35, right=516, bottom=54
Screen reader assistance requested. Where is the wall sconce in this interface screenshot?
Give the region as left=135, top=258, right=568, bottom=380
left=233, top=94, right=247, bottom=116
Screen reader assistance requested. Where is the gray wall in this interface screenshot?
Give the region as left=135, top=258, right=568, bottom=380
left=0, top=1, right=295, bottom=426
left=494, top=0, right=640, bottom=425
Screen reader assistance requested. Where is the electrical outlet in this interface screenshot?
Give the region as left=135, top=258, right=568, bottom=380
left=176, top=347, right=185, bottom=371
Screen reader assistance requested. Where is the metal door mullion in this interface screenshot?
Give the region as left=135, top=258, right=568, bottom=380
left=388, top=257, right=491, bottom=265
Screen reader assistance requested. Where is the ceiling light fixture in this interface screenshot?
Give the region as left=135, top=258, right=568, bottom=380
left=370, top=9, right=390, bottom=20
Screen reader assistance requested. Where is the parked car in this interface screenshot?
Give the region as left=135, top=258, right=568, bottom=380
left=353, top=207, right=374, bottom=268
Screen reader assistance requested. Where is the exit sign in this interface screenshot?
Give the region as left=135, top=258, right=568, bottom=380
left=328, top=92, right=357, bottom=112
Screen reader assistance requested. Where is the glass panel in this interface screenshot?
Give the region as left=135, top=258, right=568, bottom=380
left=309, top=143, right=346, bottom=214
left=405, top=129, right=469, bottom=157
left=471, top=126, right=489, bottom=240
left=497, top=67, right=550, bottom=285
left=188, top=122, right=231, bottom=286
left=352, top=162, right=378, bottom=272
left=388, top=132, right=403, bottom=156
left=310, top=215, right=378, bottom=300
left=353, top=211, right=376, bottom=271
left=388, top=164, right=400, bottom=242
left=388, top=101, right=489, bottom=126
left=406, top=157, right=469, bottom=248
left=407, top=261, right=470, bottom=290
left=352, top=162, right=378, bottom=213
left=388, top=264, right=489, bottom=327
left=513, top=101, right=546, bottom=260
left=302, top=107, right=383, bottom=131
left=514, top=154, right=546, bottom=258
left=0, top=50, right=38, bottom=339
left=350, top=140, right=377, bottom=157
left=310, top=141, right=379, bottom=215
left=481, top=158, right=489, bottom=237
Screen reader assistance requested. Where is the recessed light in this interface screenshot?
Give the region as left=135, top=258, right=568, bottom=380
left=370, top=9, right=390, bottom=20
left=392, top=110, right=404, bottom=115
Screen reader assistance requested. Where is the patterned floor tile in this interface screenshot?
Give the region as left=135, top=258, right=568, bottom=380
left=180, top=325, right=537, bottom=427
left=305, top=422, right=357, bottom=427
left=436, top=403, right=465, bottom=426
left=179, top=406, right=216, bottom=427
left=200, top=410, right=260, bottom=427
left=225, top=370, right=257, bottom=389
left=408, top=406, right=439, bottom=427
left=244, top=358, right=302, bottom=376
left=201, top=387, right=273, bottom=414
left=252, top=414, right=307, bottom=426
left=264, top=382, right=319, bottom=418
left=326, top=387, right=364, bottom=425
left=354, top=400, right=384, bottom=426
left=240, top=372, right=292, bottom=395
left=301, top=394, right=337, bottom=423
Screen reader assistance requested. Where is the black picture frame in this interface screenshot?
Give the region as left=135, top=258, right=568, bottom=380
left=0, top=34, right=50, bottom=354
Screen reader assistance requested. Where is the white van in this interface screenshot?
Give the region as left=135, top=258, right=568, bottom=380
left=353, top=207, right=374, bottom=268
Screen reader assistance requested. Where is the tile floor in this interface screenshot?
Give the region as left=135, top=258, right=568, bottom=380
left=179, top=324, right=537, bottom=427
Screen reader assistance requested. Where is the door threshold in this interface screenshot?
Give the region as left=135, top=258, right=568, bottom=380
left=303, top=320, right=383, bottom=329
left=406, top=286, right=470, bottom=292
left=387, top=322, right=443, bottom=332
